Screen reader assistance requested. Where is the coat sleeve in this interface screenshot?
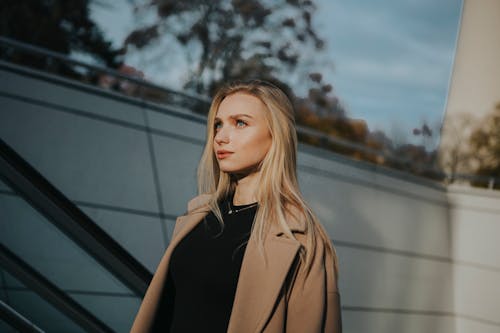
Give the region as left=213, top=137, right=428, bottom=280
left=285, top=232, right=342, bottom=333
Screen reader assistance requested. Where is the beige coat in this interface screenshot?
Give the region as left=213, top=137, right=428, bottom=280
left=130, top=194, right=341, bottom=332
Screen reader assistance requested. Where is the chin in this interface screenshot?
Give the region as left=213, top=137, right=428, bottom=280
left=219, top=164, right=260, bottom=176
left=217, top=161, right=239, bottom=172
left=219, top=166, right=242, bottom=174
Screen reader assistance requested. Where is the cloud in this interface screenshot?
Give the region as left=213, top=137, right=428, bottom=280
left=314, top=0, right=462, bottom=142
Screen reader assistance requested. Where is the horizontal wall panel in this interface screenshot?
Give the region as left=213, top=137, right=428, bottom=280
left=448, top=186, right=500, bottom=211
left=342, top=310, right=456, bottom=333
left=146, top=109, right=206, bottom=142
left=451, top=207, right=500, bottom=268
left=299, top=163, right=452, bottom=259
left=455, top=316, right=500, bottom=333
left=1, top=269, right=86, bottom=333
left=79, top=206, right=169, bottom=273
left=454, top=264, right=500, bottom=324
left=153, top=134, right=203, bottom=215
left=71, top=292, right=140, bottom=333
left=449, top=188, right=500, bottom=269
left=0, top=96, right=159, bottom=212
left=336, top=246, right=454, bottom=313
left=0, top=193, right=131, bottom=294
left=0, top=67, right=146, bottom=126
left=5, top=289, right=86, bottom=333
left=299, top=146, right=447, bottom=203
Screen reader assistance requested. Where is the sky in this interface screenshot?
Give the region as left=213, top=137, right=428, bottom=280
left=89, top=0, right=463, bottom=148
left=314, top=0, right=463, bottom=147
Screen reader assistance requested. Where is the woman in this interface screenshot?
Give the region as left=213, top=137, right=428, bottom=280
left=130, top=80, right=341, bottom=332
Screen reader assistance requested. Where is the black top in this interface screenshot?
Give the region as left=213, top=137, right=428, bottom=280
left=153, top=196, right=258, bottom=333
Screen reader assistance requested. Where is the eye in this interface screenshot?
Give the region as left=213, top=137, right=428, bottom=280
left=214, top=121, right=222, bottom=131
left=236, top=119, right=247, bottom=127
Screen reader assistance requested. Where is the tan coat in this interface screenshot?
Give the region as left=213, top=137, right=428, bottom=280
left=130, top=194, right=342, bottom=332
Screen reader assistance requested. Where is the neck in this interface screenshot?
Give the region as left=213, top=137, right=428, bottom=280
left=232, top=170, right=260, bottom=205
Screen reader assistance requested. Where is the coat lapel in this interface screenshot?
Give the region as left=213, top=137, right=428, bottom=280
left=227, top=231, right=301, bottom=333
left=169, top=193, right=213, bottom=247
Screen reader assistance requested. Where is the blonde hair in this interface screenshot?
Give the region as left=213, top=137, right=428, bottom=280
left=197, top=80, right=338, bottom=275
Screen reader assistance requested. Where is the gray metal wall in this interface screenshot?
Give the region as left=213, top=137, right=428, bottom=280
left=447, top=186, right=500, bottom=333
left=1, top=62, right=499, bottom=332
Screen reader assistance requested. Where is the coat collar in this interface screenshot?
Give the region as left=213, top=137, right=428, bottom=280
left=172, top=194, right=305, bottom=332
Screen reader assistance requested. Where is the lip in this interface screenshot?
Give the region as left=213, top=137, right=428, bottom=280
left=216, top=150, right=233, bottom=159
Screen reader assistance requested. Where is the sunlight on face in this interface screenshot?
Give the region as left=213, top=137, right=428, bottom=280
left=213, top=93, right=272, bottom=175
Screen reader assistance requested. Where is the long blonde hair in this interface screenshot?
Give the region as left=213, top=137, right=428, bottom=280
left=197, top=80, right=337, bottom=274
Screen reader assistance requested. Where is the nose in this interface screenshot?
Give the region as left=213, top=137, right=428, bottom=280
left=214, top=126, right=229, bottom=145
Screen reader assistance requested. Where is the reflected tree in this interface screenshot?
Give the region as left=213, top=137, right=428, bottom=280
left=125, top=0, right=324, bottom=95
left=0, top=0, right=450, bottom=180
left=295, top=72, right=371, bottom=153
left=439, top=112, right=477, bottom=182
left=469, top=102, right=500, bottom=188
left=0, top=0, right=122, bottom=71
left=126, top=1, right=443, bottom=175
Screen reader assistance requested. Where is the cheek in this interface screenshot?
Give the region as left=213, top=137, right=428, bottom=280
left=261, top=136, right=272, bottom=155
left=247, top=132, right=272, bottom=157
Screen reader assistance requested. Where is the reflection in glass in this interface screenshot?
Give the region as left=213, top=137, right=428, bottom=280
left=0, top=268, right=85, bottom=333
left=0, top=185, right=140, bottom=332
left=0, top=0, right=467, bottom=183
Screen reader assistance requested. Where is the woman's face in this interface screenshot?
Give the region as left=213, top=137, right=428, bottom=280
left=213, top=92, right=272, bottom=174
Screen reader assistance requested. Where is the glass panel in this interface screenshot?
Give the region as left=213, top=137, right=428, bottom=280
left=0, top=269, right=85, bottom=333
left=0, top=179, right=9, bottom=191
left=0, top=320, right=18, bottom=333
left=0, top=186, right=141, bottom=331
left=0, top=100, right=158, bottom=213
left=80, top=206, right=167, bottom=272
left=0, top=1, right=463, bottom=178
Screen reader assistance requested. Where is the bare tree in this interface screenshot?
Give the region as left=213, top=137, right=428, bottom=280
left=438, top=112, right=478, bottom=183
left=469, top=103, right=500, bottom=188
left=125, top=0, right=325, bottom=94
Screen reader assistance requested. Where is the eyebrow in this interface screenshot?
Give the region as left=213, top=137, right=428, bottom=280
left=214, top=114, right=254, bottom=121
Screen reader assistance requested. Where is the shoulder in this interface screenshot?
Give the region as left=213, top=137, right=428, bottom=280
left=284, top=205, right=339, bottom=286
left=186, top=193, right=213, bottom=213
left=294, top=227, right=339, bottom=292
left=276, top=204, right=307, bottom=235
